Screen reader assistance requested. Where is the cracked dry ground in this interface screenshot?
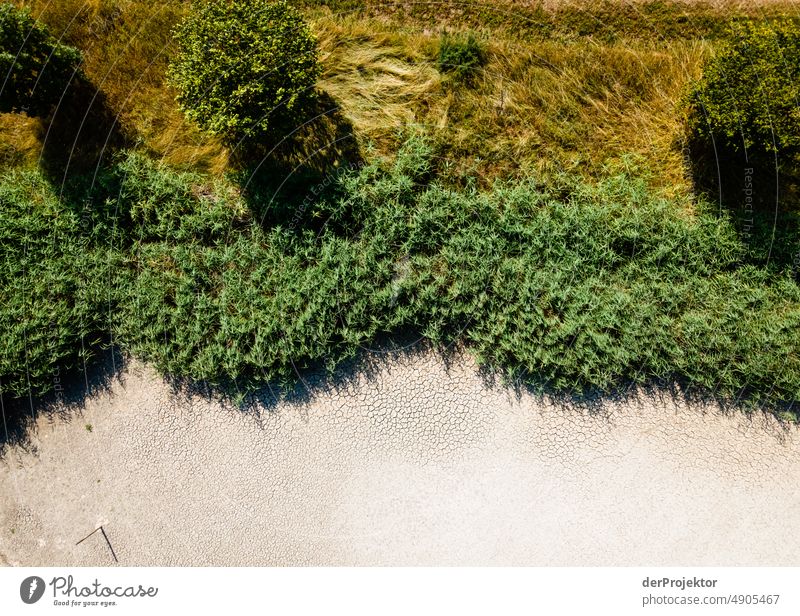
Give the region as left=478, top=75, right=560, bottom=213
left=1, top=349, right=799, bottom=566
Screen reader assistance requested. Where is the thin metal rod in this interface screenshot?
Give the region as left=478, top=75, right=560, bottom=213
left=75, top=526, right=101, bottom=546
left=75, top=525, right=119, bottom=563
left=99, top=526, right=118, bottom=563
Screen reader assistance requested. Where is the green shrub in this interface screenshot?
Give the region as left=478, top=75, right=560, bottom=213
left=110, top=140, right=800, bottom=404
left=0, top=3, right=82, bottom=115
left=111, top=151, right=251, bottom=243
left=3, top=140, right=800, bottom=406
left=688, top=21, right=800, bottom=166
left=168, top=0, right=321, bottom=144
left=0, top=171, right=117, bottom=398
left=437, top=31, right=487, bottom=85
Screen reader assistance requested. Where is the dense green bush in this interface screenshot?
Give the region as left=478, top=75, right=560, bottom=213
left=437, top=31, right=487, bottom=85
left=0, top=3, right=82, bottom=115
left=3, top=138, right=800, bottom=405
left=110, top=139, right=800, bottom=403
left=0, top=171, right=118, bottom=398
left=111, top=151, right=252, bottom=243
left=688, top=21, right=800, bottom=173
left=111, top=152, right=393, bottom=386
left=169, top=0, right=321, bottom=144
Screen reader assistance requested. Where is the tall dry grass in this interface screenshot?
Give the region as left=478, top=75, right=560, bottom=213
left=1, top=0, right=787, bottom=189
left=314, top=12, right=711, bottom=190
left=10, top=0, right=228, bottom=173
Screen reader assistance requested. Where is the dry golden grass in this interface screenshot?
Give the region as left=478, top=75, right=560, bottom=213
left=537, top=0, right=792, bottom=7
left=9, top=0, right=229, bottom=174
left=315, top=18, right=441, bottom=151
left=508, top=0, right=794, bottom=8
left=313, top=12, right=710, bottom=189
left=0, top=113, right=42, bottom=167
left=0, top=0, right=786, bottom=190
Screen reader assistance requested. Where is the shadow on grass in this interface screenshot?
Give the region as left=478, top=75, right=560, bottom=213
left=37, top=76, right=131, bottom=197
left=686, top=133, right=800, bottom=271
left=229, top=90, right=364, bottom=231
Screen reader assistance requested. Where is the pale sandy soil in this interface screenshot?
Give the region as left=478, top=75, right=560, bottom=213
left=1, top=349, right=799, bottom=566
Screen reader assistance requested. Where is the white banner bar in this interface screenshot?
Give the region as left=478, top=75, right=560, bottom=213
left=1, top=567, right=798, bottom=615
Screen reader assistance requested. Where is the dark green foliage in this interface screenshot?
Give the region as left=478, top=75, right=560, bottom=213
left=111, top=139, right=800, bottom=403
left=437, top=31, right=487, bottom=84
left=688, top=20, right=800, bottom=159
left=686, top=20, right=800, bottom=219
left=0, top=3, right=82, bottom=115
left=3, top=138, right=800, bottom=405
left=0, top=171, right=118, bottom=398
left=686, top=20, right=800, bottom=264
left=168, top=0, right=321, bottom=144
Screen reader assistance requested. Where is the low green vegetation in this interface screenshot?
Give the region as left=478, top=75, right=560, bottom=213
left=113, top=139, right=800, bottom=403
left=0, top=169, right=120, bottom=398
left=437, top=31, right=487, bottom=85
left=3, top=138, right=799, bottom=406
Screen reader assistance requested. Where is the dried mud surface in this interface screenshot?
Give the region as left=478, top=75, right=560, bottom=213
left=2, top=350, right=799, bottom=566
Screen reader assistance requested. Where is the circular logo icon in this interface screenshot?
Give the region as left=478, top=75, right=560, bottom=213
left=20, top=576, right=45, bottom=604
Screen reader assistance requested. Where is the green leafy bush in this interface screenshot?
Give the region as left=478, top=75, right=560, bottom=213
left=111, top=151, right=251, bottom=243
left=168, top=0, right=321, bottom=144
left=0, top=171, right=117, bottom=398
left=688, top=21, right=800, bottom=168
left=3, top=139, right=800, bottom=406
left=111, top=140, right=800, bottom=403
left=0, top=3, right=82, bottom=115
left=437, top=31, right=487, bottom=85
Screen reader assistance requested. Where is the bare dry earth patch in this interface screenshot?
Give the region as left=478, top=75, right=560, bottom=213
left=1, top=350, right=799, bottom=566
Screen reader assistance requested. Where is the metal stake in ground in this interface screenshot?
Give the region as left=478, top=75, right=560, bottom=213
left=75, top=525, right=118, bottom=563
